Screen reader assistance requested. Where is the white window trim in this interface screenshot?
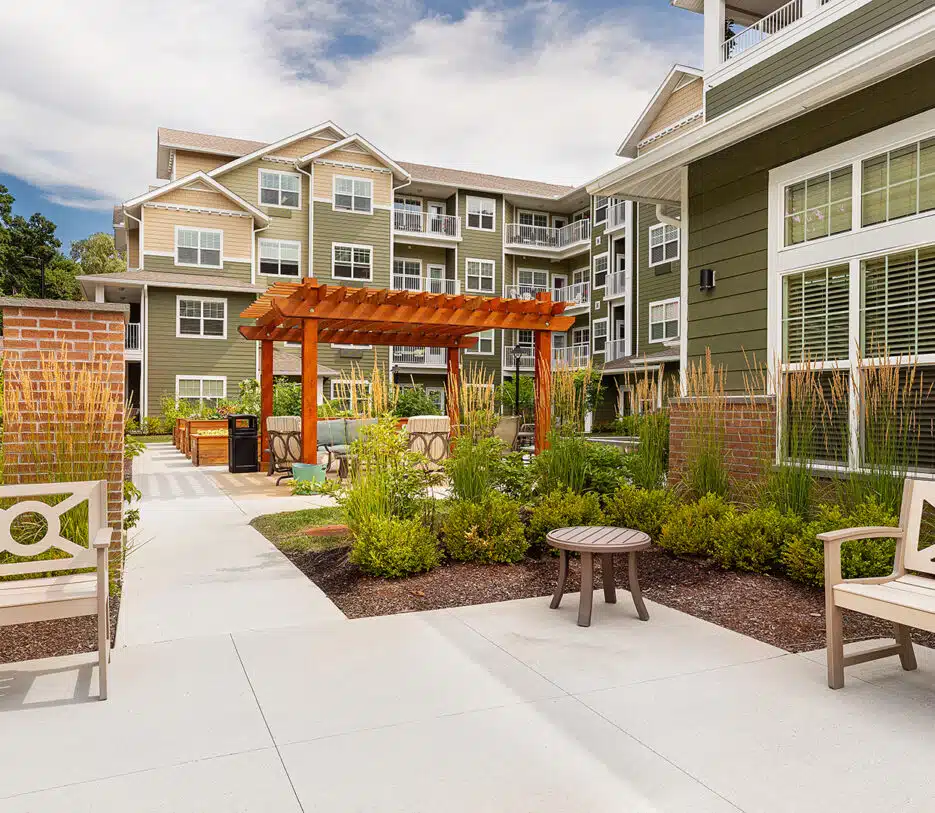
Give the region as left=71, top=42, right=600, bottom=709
left=517, top=209, right=549, bottom=228
left=592, top=251, right=609, bottom=289
left=258, top=238, right=302, bottom=278
left=257, top=168, right=302, bottom=210
left=518, top=267, right=549, bottom=288
left=594, top=196, right=611, bottom=225
left=176, top=295, right=227, bottom=340
left=648, top=297, right=680, bottom=344
left=465, top=257, right=495, bottom=294
left=393, top=256, right=423, bottom=288
left=465, top=195, right=496, bottom=232
left=175, top=375, right=227, bottom=405
left=648, top=223, right=680, bottom=267
left=465, top=328, right=495, bottom=356
left=329, top=379, right=372, bottom=404
left=331, top=242, right=373, bottom=282
left=592, top=317, right=608, bottom=354
left=425, top=386, right=446, bottom=412
left=333, top=174, right=374, bottom=215
left=174, top=225, right=223, bottom=269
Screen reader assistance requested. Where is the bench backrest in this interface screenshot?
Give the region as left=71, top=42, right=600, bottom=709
left=899, top=478, right=935, bottom=575
left=0, top=480, right=108, bottom=578
left=346, top=418, right=377, bottom=444
left=317, top=419, right=348, bottom=447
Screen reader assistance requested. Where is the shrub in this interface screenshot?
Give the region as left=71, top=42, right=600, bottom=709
left=625, top=409, right=670, bottom=490
left=349, top=515, right=442, bottom=578
left=394, top=387, right=440, bottom=418
left=441, top=492, right=528, bottom=563
left=712, top=505, right=802, bottom=573
left=444, top=436, right=505, bottom=502
left=534, top=434, right=588, bottom=494
left=658, top=493, right=734, bottom=556
left=489, top=451, right=535, bottom=502
left=583, top=442, right=629, bottom=496
left=602, top=483, right=678, bottom=541
left=526, top=489, right=604, bottom=549
left=782, top=497, right=899, bottom=586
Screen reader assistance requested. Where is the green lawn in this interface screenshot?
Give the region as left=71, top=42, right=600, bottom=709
left=137, top=434, right=172, bottom=444
left=251, top=506, right=349, bottom=553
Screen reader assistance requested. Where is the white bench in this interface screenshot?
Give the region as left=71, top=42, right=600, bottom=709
left=0, top=481, right=112, bottom=699
left=822, top=477, right=935, bottom=689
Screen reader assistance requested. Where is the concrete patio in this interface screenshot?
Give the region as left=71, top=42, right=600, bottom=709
left=2, top=445, right=935, bottom=812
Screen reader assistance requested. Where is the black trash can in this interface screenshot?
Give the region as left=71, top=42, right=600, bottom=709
left=228, top=414, right=259, bottom=473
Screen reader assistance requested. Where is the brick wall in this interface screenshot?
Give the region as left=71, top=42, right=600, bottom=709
left=668, top=395, right=776, bottom=488
left=1, top=299, right=128, bottom=559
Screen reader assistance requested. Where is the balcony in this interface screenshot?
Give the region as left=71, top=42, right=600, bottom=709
left=720, top=0, right=832, bottom=63
left=125, top=322, right=141, bottom=358
left=604, top=338, right=628, bottom=362
left=554, top=281, right=590, bottom=310
left=393, top=210, right=461, bottom=245
left=555, top=344, right=591, bottom=369
left=503, top=343, right=535, bottom=373
left=391, top=346, right=446, bottom=368
left=504, top=220, right=591, bottom=258
left=606, top=201, right=628, bottom=232
left=505, top=283, right=548, bottom=301
left=392, top=273, right=460, bottom=295
left=605, top=271, right=626, bottom=300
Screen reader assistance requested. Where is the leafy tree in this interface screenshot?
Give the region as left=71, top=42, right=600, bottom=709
left=70, top=232, right=124, bottom=276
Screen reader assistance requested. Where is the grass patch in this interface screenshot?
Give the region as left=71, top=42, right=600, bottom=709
left=137, top=434, right=172, bottom=444
left=251, top=506, right=349, bottom=553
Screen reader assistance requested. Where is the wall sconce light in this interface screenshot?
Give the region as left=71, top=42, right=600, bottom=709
left=700, top=267, right=716, bottom=291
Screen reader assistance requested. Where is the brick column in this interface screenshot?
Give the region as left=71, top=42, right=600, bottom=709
left=1, top=299, right=128, bottom=556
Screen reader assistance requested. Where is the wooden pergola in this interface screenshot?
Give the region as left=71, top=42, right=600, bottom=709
left=239, top=279, right=574, bottom=463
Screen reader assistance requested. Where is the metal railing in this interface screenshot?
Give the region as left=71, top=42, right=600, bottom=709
left=393, top=210, right=461, bottom=238
left=392, top=274, right=460, bottom=295
left=607, top=201, right=628, bottom=230
left=605, top=271, right=626, bottom=299
left=604, top=338, right=627, bottom=362
left=504, top=219, right=591, bottom=249
left=554, top=281, right=590, bottom=308
left=503, top=343, right=536, bottom=372
left=392, top=346, right=446, bottom=367
left=505, top=283, right=548, bottom=300
left=554, top=344, right=591, bottom=369
left=125, top=322, right=141, bottom=350
left=722, top=0, right=803, bottom=61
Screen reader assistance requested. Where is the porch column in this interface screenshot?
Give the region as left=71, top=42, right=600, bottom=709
left=260, top=339, right=273, bottom=465
left=446, top=346, right=460, bottom=437
left=534, top=330, right=552, bottom=454
left=301, top=320, right=318, bottom=464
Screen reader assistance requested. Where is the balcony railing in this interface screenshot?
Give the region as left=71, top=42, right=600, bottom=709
left=392, top=274, right=460, bottom=295
left=504, top=219, right=591, bottom=250
left=392, top=346, right=446, bottom=367
left=605, top=271, right=626, bottom=299
left=607, top=201, right=628, bottom=231
left=503, top=343, right=535, bottom=372
left=393, top=210, right=461, bottom=238
left=604, top=338, right=627, bottom=362
left=722, top=0, right=803, bottom=61
left=554, top=281, right=590, bottom=309
left=505, top=283, right=548, bottom=300
left=125, top=322, right=141, bottom=351
left=554, top=344, right=591, bottom=369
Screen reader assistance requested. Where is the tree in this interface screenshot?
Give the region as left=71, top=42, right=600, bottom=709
left=70, top=232, right=124, bottom=276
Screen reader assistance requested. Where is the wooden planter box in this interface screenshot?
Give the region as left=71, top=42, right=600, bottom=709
left=192, top=434, right=229, bottom=467
left=173, top=418, right=185, bottom=449
left=182, top=419, right=227, bottom=457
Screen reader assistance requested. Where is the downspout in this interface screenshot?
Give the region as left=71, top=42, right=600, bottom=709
left=251, top=218, right=272, bottom=381
left=294, top=162, right=312, bottom=278
left=123, top=210, right=142, bottom=270
left=655, top=203, right=681, bottom=229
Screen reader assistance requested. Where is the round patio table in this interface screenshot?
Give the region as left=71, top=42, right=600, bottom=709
left=547, top=526, right=651, bottom=627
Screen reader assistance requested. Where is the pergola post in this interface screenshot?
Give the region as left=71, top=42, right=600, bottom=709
left=534, top=329, right=552, bottom=453
left=260, top=339, right=273, bottom=465
left=301, top=319, right=318, bottom=464
left=446, top=346, right=461, bottom=437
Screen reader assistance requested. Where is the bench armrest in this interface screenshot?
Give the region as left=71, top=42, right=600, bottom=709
left=820, top=526, right=903, bottom=589
left=817, top=526, right=903, bottom=544
left=92, top=528, right=115, bottom=549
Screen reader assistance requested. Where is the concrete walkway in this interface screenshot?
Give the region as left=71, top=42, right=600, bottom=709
left=2, top=446, right=935, bottom=811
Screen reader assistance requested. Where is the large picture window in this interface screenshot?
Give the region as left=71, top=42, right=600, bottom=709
left=782, top=266, right=849, bottom=363
left=177, top=296, right=226, bottom=338
left=175, top=228, right=222, bottom=268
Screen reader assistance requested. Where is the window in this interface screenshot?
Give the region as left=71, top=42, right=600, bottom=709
left=177, top=296, right=226, bottom=339
left=259, top=170, right=300, bottom=208
left=648, top=223, right=679, bottom=266
left=593, top=319, right=608, bottom=353
left=594, top=196, right=610, bottom=225
left=175, top=227, right=221, bottom=268
left=258, top=239, right=300, bottom=277
left=425, top=387, right=445, bottom=412
left=593, top=253, right=608, bottom=288
left=518, top=269, right=548, bottom=291
left=394, top=196, right=421, bottom=212
left=466, top=196, right=495, bottom=231
left=393, top=258, right=422, bottom=290
left=572, top=267, right=588, bottom=287
left=649, top=299, right=680, bottom=342
left=334, top=176, right=372, bottom=214
left=782, top=266, right=850, bottom=363
left=466, top=258, right=495, bottom=293
left=518, top=211, right=548, bottom=228
left=784, top=167, right=852, bottom=245
left=862, top=138, right=935, bottom=227
left=466, top=329, right=495, bottom=355
left=332, top=244, right=372, bottom=281
left=330, top=380, right=370, bottom=412
left=177, top=376, right=225, bottom=408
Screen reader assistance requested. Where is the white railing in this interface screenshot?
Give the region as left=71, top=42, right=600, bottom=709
left=504, top=219, right=591, bottom=250
left=554, top=344, right=591, bottom=369
left=605, top=272, right=627, bottom=299
left=604, top=338, right=627, bottom=362
left=722, top=0, right=803, bottom=61
left=503, top=343, right=535, bottom=372
left=392, top=346, right=446, bottom=367
left=393, top=210, right=461, bottom=238
left=554, top=281, right=590, bottom=308
left=392, top=273, right=460, bottom=295
left=607, top=201, right=628, bottom=231
left=126, top=322, right=141, bottom=350
left=505, top=283, right=548, bottom=300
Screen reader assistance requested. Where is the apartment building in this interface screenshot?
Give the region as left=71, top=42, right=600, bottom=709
left=590, top=0, right=935, bottom=466
left=82, top=121, right=683, bottom=421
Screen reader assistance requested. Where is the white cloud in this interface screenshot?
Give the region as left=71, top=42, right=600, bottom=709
left=0, top=0, right=700, bottom=206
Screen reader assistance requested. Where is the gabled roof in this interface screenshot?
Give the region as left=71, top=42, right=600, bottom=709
left=77, top=271, right=265, bottom=297
left=298, top=134, right=410, bottom=182
left=157, top=128, right=267, bottom=179
left=123, top=172, right=269, bottom=225
left=616, top=65, right=703, bottom=159
left=209, top=122, right=348, bottom=179
left=399, top=162, right=577, bottom=200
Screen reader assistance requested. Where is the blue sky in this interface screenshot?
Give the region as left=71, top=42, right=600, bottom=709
left=0, top=1, right=702, bottom=254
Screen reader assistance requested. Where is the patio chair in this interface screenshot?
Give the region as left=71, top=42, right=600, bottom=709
left=267, top=416, right=301, bottom=483
left=407, top=415, right=451, bottom=468
left=494, top=415, right=521, bottom=450
left=515, top=423, right=535, bottom=454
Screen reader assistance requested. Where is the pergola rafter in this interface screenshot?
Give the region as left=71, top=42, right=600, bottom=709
left=239, top=279, right=573, bottom=464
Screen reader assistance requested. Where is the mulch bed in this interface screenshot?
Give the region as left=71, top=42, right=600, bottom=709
left=280, top=545, right=935, bottom=653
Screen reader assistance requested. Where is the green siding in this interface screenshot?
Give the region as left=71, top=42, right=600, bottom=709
left=707, top=0, right=935, bottom=118
left=142, top=254, right=252, bottom=283
left=636, top=203, right=680, bottom=356
left=146, top=287, right=257, bottom=415
left=312, top=203, right=391, bottom=286
left=688, top=57, right=935, bottom=392
left=458, top=191, right=502, bottom=294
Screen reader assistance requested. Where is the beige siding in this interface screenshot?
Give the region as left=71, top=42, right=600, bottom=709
left=142, top=206, right=253, bottom=260
left=312, top=161, right=393, bottom=207
left=157, top=186, right=239, bottom=210
left=174, top=150, right=230, bottom=177
left=128, top=228, right=140, bottom=268
left=648, top=80, right=702, bottom=135
left=639, top=119, right=703, bottom=156
left=268, top=134, right=340, bottom=160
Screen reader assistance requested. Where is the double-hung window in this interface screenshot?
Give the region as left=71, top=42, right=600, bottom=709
left=177, top=296, right=226, bottom=338
left=393, top=258, right=422, bottom=291
left=333, top=244, right=372, bottom=281
left=593, top=319, right=608, bottom=353
left=466, top=258, right=495, bottom=293
left=649, top=298, right=679, bottom=342
left=861, top=137, right=935, bottom=227
left=258, top=239, right=300, bottom=277
left=177, top=376, right=225, bottom=408
left=466, top=196, right=495, bottom=231
left=259, top=170, right=300, bottom=208
left=176, top=228, right=222, bottom=268
left=518, top=211, right=548, bottom=228
left=593, top=253, right=608, bottom=288
left=648, top=223, right=679, bottom=266
left=594, top=196, right=610, bottom=225
left=334, top=176, right=372, bottom=214
left=518, top=268, right=548, bottom=294
left=466, top=329, right=495, bottom=355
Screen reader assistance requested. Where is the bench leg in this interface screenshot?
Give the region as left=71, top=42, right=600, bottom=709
left=895, top=623, right=918, bottom=672
left=628, top=551, right=649, bottom=621
left=577, top=552, right=594, bottom=627
left=550, top=549, right=568, bottom=609
left=827, top=602, right=845, bottom=690
left=98, top=591, right=109, bottom=701
left=601, top=554, right=616, bottom=604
